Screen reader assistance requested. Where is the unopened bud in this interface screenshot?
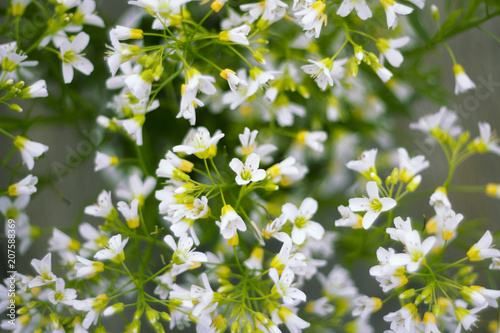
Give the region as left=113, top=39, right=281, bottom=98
left=431, top=5, right=440, bottom=22
left=9, top=104, right=23, bottom=112
left=399, top=289, right=415, bottom=299
left=253, top=51, right=266, bottom=65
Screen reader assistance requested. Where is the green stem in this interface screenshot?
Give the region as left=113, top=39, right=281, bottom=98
left=0, top=127, right=15, bottom=139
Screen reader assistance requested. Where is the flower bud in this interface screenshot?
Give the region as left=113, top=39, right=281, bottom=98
left=9, top=104, right=23, bottom=112
left=399, top=288, right=415, bottom=299
left=431, top=5, right=439, bottom=22
left=160, top=312, right=171, bottom=322
left=253, top=51, right=266, bottom=65
left=407, top=175, right=421, bottom=192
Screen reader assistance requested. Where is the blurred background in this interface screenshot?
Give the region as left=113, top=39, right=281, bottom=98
left=0, top=0, right=499, bottom=331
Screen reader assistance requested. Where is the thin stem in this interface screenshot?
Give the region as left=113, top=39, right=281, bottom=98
left=0, top=128, right=15, bottom=139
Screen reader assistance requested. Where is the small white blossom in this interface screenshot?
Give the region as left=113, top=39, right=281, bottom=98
left=282, top=197, right=324, bottom=245
left=269, top=266, right=306, bottom=304
left=219, top=24, right=251, bottom=45
left=28, top=253, right=57, bottom=288
left=453, top=64, right=476, bottom=95
left=337, top=0, right=372, bottom=20
left=8, top=174, right=38, bottom=196
left=48, top=278, right=77, bottom=306
left=467, top=230, right=500, bottom=261
left=229, top=153, right=267, bottom=185
left=94, top=234, right=129, bottom=262
left=13, top=136, right=49, bottom=170
left=59, top=32, right=94, bottom=83
left=349, top=181, right=397, bottom=229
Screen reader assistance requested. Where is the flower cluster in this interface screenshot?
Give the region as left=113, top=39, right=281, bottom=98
left=1, top=0, right=500, bottom=332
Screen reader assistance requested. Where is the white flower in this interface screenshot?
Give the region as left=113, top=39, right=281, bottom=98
left=346, top=148, right=377, bottom=178
left=191, top=273, right=217, bottom=317
left=453, top=64, right=475, bottom=94
left=48, top=228, right=81, bottom=253
left=489, top=257, right=500, bottom=270
left=154, top=272, right=173, bottom=300
left=318, top=265, right=358, bottom=298
left=48, top=278, right=77, bottom=305
left=13, top=136, right=49, bottom=170
left=94, top=151, right=119, bottom=172
left=384, top=304, right=416, bottom=332
left=282, top=197, right=324, bottom=245
left=370, top=247, right=408, bottom=292
left=247, top=67, right=277, bottom=96
left=164, top=151, right=194, bottom=172
left=337, top=0, right=372, bottom=20
left=73, top=295, right=109, bottom=329
left=270, top=240, right=307, bottom=274
left=115, top=172, right=156, bottom=204
left=467, top=230, right=500, bottom=261
left=269, top=267, right=306, bottom=304
left=173, top=127, right=225, bottom=159
left=20, top=80, right=48, bottom=99
left=84, top=190, right=115, bottom=219
left=275, top=99, right=306, bottom=127
left=296, top=130, right=327, bottom=152
left=244, top=247, right=264, bottom=270
left=410, top=106, right=462, bottom=138
left=78, top=222, right=109, bottom=255
left=401, top=230, right=436, bottom=272
left=28, top=253, right=57, bottom=288
left=473, top=122, right=500, bottom=155
left=70, top=0, right=105, bottom=29
left=301, top=58, right=344, bottom=91
left=7, top=174, right=38, bottom=197
left=219, top=24, right=251, bottom=45
left=220, top=68, right=247, bottom=93
left=372, top=63, right=393, bottom=82
left=124, top=71, right=153, bottom=99
left=186, top=68, right=217, bottom=96
left=423, top=312, right=440, bottom=333
left=267, top=156, right=306, bottom=184
left=335, top=205, right=361, bottom=228
left=441, top=210, right=463, bottom=241
left=59, top=32, right=94, bottom=83
left=237, top=127, right=258, bottom=156
left=294, top=0, right=328, bottom=38
left=454, top=303, right=488, bottom=332
left=386, top=216, right=413, bottom=244
left=349, top=181, right=397, bottom=229
left=0, top=195, right=34, bottom=254
left=106, top=31, right=141, bottom=76
left=262, top=213, right=290, bottom=241
left=429, top=187, right=451, bottom=215
left=94, top=234, right=129, bottom=262
left=74, top=255, right=104, bottom=278
left=164, top=234, right=207, bottom=275
left=352, top=295, right=382, bottom=319
left=380, top=0, right=413, bottom=29
left=117, top=199, right=140, bottom=229
left=271, top=306, right=310, bottom=332
left=216, top=204, right=247, bottom=241
left=397, top=147, right=429, bottom=182
left=377, top=37, right=410, bottom=68
left=111, top=25, right=144, bottom=40
left=115, top=115, right=149, bottom=146
left=186, top=196, right=210, bottom=220
left=229, top=153, right=266, bottom=185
